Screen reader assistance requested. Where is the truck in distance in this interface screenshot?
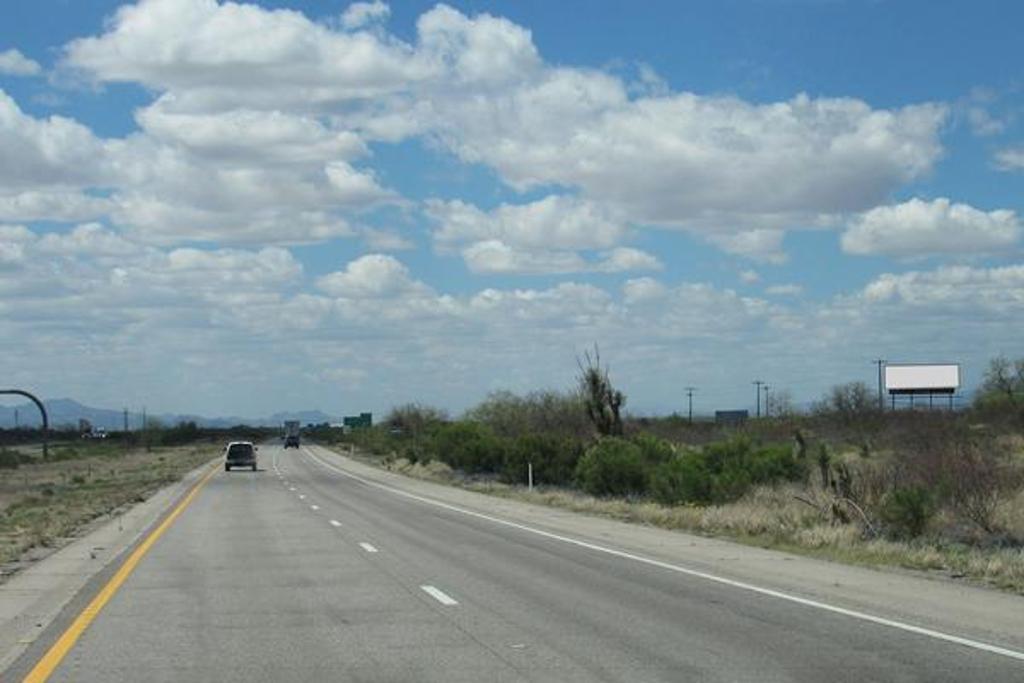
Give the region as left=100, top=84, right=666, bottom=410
left=283, top=420, right=301, bottom=449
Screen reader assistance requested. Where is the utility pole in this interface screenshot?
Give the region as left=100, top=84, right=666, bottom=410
left=753, top=380, right=764, bottom=418
left=763, top=384, right=771, bottom=418
left=123, top=408, right=129, bottom=433
left=873, top=359, right=887, bottom=411
left=684, top=387, right=696, bottom=423
left=14, top=408, right=18, bottom=428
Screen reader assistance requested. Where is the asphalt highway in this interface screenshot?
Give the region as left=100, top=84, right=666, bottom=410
left=6, top=443, right=1023, bottom=682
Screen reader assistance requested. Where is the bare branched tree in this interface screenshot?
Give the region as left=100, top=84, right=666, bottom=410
left=978, top=356, right=1024, bottom=406
left=577, top=345, right=625, bottom=437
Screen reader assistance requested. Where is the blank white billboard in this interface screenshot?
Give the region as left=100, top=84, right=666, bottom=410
left=884, top=364, right=960, bottom=392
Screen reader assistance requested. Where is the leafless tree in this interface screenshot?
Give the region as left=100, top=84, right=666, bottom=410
left=577, top=346, right=625, bottom=437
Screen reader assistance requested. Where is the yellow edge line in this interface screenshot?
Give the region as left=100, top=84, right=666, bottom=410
left=22, top=464, right=219, bottom=683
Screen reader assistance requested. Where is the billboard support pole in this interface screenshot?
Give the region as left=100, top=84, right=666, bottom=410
left=873, top=359, right=886, bottom=411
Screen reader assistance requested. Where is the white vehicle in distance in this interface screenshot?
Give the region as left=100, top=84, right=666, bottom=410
left=224, top=441, right=257, bottom=472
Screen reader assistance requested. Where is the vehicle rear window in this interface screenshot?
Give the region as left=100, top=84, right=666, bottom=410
left=228, top=444, right=253, bottom=457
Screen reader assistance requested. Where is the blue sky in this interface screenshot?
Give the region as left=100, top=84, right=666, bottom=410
left=0, top=0, right=1022, bottom=418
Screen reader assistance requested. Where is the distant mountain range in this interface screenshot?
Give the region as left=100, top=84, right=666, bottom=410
left=0, top=398, right=340, bottom=430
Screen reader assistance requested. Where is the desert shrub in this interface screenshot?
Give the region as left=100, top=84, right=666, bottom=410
left=575, top=437, right=647, bottom=497
left=973, top=356, right=1024, bottom=411
left=744, top=442, right=806, bottom=483
left=632, top=433, right=675, bottom=466
left=501, top=433, right=583, bottom=486
left=431, top=422, right=506, bottom=474
left=0, top=448, right=32, bottom=469
left=160, top=421, right=201, bottom=446
left=882, top=418, right=1020, bottom=535
left=704, top=438, right=807, bottom=499
left=814, top=382, right=876, bottom=420
left=384, top=404, right=448, bottom=462
left=947, top=437, right=1015, bottom=534
left=386, top=403, right=448, bottom=430
left=650, top=452, right=712, bottom=505
left=649, top=438, right=808, bottom=506
left=880, top=486, right=936, bottom=538
left=346, top=425, right=400, bottom=457
left=467, top=390, right=589, bottom=439
left=49, top=447, right=83, bottom=462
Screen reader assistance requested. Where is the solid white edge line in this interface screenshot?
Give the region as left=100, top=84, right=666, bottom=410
left=301, top=446, right=1024, bottom=663
left=421, top=585, right=458, bottom=606
left=329, top=520, right=342, bottom=527
left=359, top=542, right=379, bottom=553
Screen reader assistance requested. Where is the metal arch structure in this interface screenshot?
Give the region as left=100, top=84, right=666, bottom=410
left=0, top=389, right=48, bottom=459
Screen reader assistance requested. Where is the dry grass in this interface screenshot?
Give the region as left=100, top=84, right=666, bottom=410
left=0, top=442, right=217, bottom=573
left=353, top=448, right=1024, bottom=594
left=385, top=457, right=456, bottom=481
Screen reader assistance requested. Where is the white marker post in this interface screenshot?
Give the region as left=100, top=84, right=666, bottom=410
left=528, top=462, right=533, bottom=492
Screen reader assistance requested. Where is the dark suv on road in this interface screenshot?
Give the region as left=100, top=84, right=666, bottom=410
left=224, top=441, right=257, bottom=471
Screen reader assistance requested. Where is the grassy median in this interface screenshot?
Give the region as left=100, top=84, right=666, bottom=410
left=0, top=441, right=217, bottom=574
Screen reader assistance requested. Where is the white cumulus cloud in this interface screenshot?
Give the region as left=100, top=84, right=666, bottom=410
left=62, top=0, right=431, bottom=105
left=0, top=49, right=42, bottom=76
left=995, top=147, right=1024, bottom=172
left=461, top=240, right=660, bottom=275
left=860, top=264, right=1024, bottom=313
left=428, top=195, right=626, bottom=251
left=842, top=198, right=1020, bottom=257
left=317, top=254, right=428, bottom=298
left=54, top=2, right=951, bottom=260
left=341, top=1, right=390, bottom=31
left=765, top=284, right=803, bottom=296
left=0, top=90, right=111, bottom=190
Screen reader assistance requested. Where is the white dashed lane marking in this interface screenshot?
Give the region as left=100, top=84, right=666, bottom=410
left=421, top=585, right=458, bottom=606
left=359, top=543, right=378, bottom=553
